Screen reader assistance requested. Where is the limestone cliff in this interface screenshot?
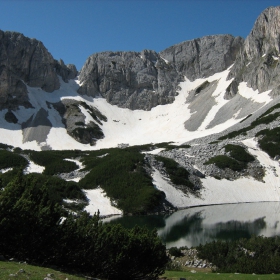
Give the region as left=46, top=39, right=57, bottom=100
left=228, top=6, right=280, bottom=97
left=78, top=35, right=243, bottom=110
left=0, top=30, right=77, bottom=109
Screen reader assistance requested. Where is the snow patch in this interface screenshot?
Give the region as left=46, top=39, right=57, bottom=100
left=143, top=148, right=165, bottom=155
left=84, top=188, right=122, bottom=216
left=24, top=160, right=45, bottom=174
left=160, top=56, right=169, bottom=64
left=152, top=138, right=280, bottom=209
left=0, top=168, right=13, bottom=174
left=238, top=82, right=272, bottom=104
left=79, top=105, right=97, bottom=125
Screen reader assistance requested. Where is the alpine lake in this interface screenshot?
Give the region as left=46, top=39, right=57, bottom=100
left=105, top=202, right=280, bottom=248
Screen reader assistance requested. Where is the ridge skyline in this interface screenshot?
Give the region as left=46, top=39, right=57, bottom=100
left=1, top=1, right=279, bottom=70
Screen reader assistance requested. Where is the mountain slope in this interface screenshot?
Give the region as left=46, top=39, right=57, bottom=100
left=1, top=6, right=280, bottom=215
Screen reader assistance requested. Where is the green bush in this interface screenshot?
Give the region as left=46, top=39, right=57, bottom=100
left=239, top=114, right=252, bottom=123
left=155, top=156, right=194, bottom=190
left=197, top=236, right=280, bottom=274
left=204, top=155, right=245, bottom=171
left=168, top=247, right=183, bottom=257
left=0, top=150, right=28, bottom=169
left=0, top=143, right=13, bottom=149
left=156, top=142, right=190, bottom=151
left=224, top=144, right=255, bottom=163
left=28, top=150, right=80, bottom=175
left=256, top=127, right=280, bottom=158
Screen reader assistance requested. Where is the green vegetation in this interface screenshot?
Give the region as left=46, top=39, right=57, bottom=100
left=168, top=247, right=184, bottom=257
left=0, top=142, right=192, bottom=214
left=204, top=155, right=244, bottom=171
left=218, top=103, right=280, bottom=140
left=239, top=114, right=252, bottom=123
left=0, top=171, right=168, bottom=279
left=0, top=143, right=13, bottom=149
left=251, top=111, right=280, bottom=126
left=218, top=127, right=250, bottom=140
left=204, top=144, right=254, bottom=171
left=155, top=156, right=195, bottom=190
left=79, top=147, right=165, bottom=214
left=256, top=127, right=280, bottom=158
left=27, top=150, right=81, bottom=175
left=163, top=270, right=280, bottom=279
left=0, top=150, right=28, bottom=169
left=0, top=171, right=86, bottom=211
left=155, top=142, right=191, bottom=151
left=0, top=261, right=84, bottom=280
left=195, top=81, right=210, bottom=94
left=257, top=103, right=280, bottom=119
left=197, top=236, right=280, bottom=274
left=224, top=144, right=255, bottom=163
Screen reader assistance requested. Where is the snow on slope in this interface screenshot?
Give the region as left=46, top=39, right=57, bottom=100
left=0, top=66, right=273, bottom=151
left=0, top=66, right=277, bottom=215
left=24, top=159, right=45, bottom=174
left=152, top=137, right=280, bottom=209
left=84, top=188, right=122, bottom=216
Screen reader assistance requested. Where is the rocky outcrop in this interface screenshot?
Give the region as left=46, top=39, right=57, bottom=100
left=160, top=34, right=243, bottom=81
left=228, top=6, right=280, bottom=97
left=78, top=35, right=243, bottom=110
left=78, top=50, right=180, bottom=110
left=0, top=30, right=77, bottom=110
left=52, top=99, right=106, bottom=145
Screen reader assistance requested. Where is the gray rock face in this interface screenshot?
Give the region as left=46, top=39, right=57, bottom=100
left=228, top=6, right=280, bottom=96
left=78, top=50, right=180, bottom=110
left=52, top=99, right=106, bottom=145
left=78, top=35, right=243, bottom=110
left=55, top=59, right=78, bottom=82
left=0, top=30, right=77, bottom=110
left=160, top=34, right=244, bottom=82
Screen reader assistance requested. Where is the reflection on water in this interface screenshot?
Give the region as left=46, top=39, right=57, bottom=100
left=107, top=202, right=280, bottom=248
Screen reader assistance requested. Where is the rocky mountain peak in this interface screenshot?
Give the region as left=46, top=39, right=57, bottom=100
left=227, top=6, right=280, bottom=97
left=244, top=6, right=280, bottom=60
left=0, top=30, right=77, bottom=109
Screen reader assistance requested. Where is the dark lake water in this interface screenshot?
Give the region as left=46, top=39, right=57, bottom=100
left=106, top=202, right=280, bottom=248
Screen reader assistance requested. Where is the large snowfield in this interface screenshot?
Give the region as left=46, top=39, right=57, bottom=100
left=1, top=66, right=280, bottom=216
left=0, top=67, right=268, bottom=151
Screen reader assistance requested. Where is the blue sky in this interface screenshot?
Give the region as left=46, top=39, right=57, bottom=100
left=0, top=0, right=279, bottom=70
